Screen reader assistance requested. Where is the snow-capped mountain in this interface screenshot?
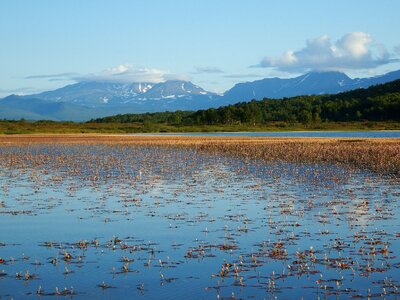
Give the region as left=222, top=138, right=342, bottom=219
left=140, top=80, right=213, bottom=99
left=31, top=81, right=154, bottom=106
left=29, top=80, right=215, bottom=107
left=1, top=70, right=399, bottom=121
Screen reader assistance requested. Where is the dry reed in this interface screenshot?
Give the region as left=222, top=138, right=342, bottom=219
left=0, top=135, right=398, bottom=175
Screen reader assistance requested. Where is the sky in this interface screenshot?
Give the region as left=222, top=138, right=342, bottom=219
left=1, top=0, right=400, bottom=97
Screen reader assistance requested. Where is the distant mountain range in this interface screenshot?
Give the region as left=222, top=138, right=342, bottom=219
left=1, top=70, right=400, bottom=121
left=221, top=70, right=400, bottom=104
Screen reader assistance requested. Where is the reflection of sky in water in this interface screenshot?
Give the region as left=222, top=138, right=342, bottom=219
left=0, top=145, right=399, bottom=299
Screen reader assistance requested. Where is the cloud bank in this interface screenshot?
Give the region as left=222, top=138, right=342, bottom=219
left=75, top=64, right=189, bottom=83
left=254, top=32, right=398, bottom=73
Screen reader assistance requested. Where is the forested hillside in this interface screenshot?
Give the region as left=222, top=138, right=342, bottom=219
left=90, top=79, right=400, bottom=125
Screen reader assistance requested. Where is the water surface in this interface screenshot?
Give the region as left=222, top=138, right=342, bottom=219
left=0, top=145, right=399, bottom=299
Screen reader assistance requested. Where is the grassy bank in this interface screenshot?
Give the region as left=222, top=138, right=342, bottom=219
left=1, top=120, right=400, bottom=134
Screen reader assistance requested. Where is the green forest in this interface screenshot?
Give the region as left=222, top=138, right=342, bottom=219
left=91, top=79, right=400, bottom=126
left=1, top=80, right=399, bottom=134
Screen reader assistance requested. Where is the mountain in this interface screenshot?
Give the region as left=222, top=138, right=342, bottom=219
left=29, top=80, right=215, bottom=107
left=0, top=81, right=219, bottom=121
left=0, top=95, right=97, bottom=121
left=352, top=70, right=400, bottom=88
left=221, top=71, right=351, bottom=103
left=221, top=70, right=400, bottom=104
left=138, top=80, right=213, bottom=99
left=92, top=79, right=400, bottom=124
left=30, top=81, right=154, bottom=106
left=1, top=70, right=400, bottom=121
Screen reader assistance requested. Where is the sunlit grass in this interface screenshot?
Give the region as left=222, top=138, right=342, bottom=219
left=0, top=120, right=400, bottom=134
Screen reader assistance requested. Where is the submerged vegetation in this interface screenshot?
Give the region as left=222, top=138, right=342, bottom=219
left=0, top=136, right=399, bottom=298
left=0, top=135, right=399, bottom=175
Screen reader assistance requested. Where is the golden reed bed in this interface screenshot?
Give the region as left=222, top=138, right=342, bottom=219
left=0, top=134, right=399, bottom=175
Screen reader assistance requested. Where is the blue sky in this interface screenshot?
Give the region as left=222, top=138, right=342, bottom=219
left=1, top=0, right=399, bottom=97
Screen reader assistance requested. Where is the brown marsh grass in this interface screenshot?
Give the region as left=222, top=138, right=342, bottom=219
left=0, top=134, right=398, bottom=175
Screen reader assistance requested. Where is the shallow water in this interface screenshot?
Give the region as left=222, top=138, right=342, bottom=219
left=0, top=145, right=399, bottom=299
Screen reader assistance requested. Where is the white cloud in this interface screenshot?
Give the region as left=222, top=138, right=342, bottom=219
left=107, top=64, right=130, bottom=74
left=75, top=64, right=190, bottom=83
left=254, top=32, right=398, bottom=73
left=338, top=32, right=371, bottom=57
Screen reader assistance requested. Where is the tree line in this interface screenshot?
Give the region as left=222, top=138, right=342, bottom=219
left=90, top=79, right=400, bottom=125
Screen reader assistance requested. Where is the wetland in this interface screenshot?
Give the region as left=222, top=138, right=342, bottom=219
left=0, top=135, right=399, bottom=299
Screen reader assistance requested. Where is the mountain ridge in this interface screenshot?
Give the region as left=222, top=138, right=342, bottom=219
left=91, top=78, right=400, bottom=125
left=220, top=70, right=400, bottom=104
left=27, top=80, right=215, bottom=107
left=1, top=70, right=400, bottom=121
